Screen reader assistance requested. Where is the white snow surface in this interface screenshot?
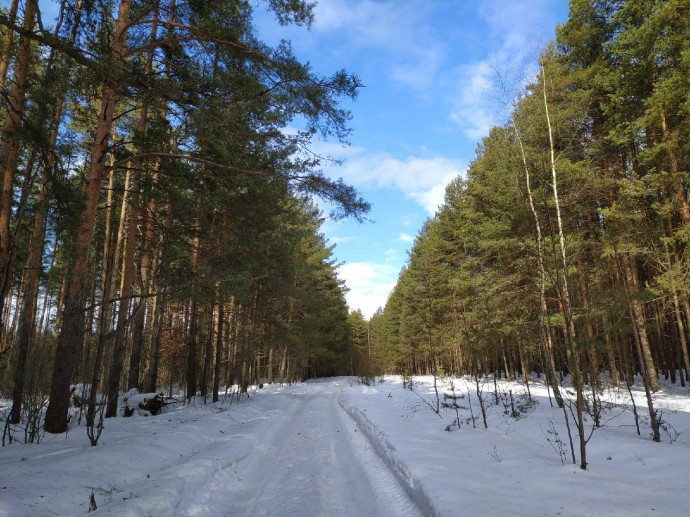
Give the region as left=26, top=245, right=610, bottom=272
left=1, top=375, right=688, bottom=517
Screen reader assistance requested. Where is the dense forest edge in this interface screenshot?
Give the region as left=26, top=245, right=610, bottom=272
left=355, top=0, right=690, bottom=470
left=0, top=0, right=369, bottom=440
left=0, top=0, right=688, bottom=474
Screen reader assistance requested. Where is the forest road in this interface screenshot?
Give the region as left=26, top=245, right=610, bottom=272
left=220, top=380, right=423, bottom=517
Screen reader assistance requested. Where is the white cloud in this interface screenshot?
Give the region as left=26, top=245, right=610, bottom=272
left=447, top=0, right=560, bottom=140
left=329, top=235, right=356, bottom=245
left=314, top=0, right=400, bottom=38
left=449, top=60, right=498, bottom=140
left=338, top=261, right=399, bottom=318
left=477, top=0, right=555, bottom=58
left=309, top=138, right=466, bottom=215
left=325, top=148, right=465, bottom=215
left=311, top=0, right=444, bottom=92
left=399, top=233, right=414, bottom=243
left=390, top=47, right=444, bottom=92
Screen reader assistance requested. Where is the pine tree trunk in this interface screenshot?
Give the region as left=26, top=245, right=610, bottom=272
left=672, top=291, right=690, bottom=383
left=138, top=169, right=158, bottom=343
left=518, top=341, right=530, bottom=384
left=52, top=267, right=67, bottom=334
left=105, top=161, right=140, bottom=417
left=581, top=278, right=601, bottom=389
left=186, top=299, right=198, bottom=400
left=112, top=164, right=139, bottom=396
left=285, top=355, right=292, bottom=384
left=185, top=198, right=202, bottom=401
left=105, top=164, right=129, bottom=317
left=0, top=0, right=36, bottom=344
left=212, top=301, right=223, bottom=402
left=128, top=189, right=156, bottom=391
left=142, top=199, right=171, bottom=393
left=8, top=0, right=78, bottom=421
left=8, top=178, right=45, bottom=423
left=44, top=0, right=131, bottom=434
left=500, top=71, right=563, bottom=407
left=603, top=315, right=620, bottom=388
left=502, top=346, right=512, bottom=381
left=682, top=296, right=690, bottom=347
left=279, top=346, right=288, bottom=383
left=629, top=305, right=661, bottom=442
left=542, top=60, right=586, bottom=469
left=2, top=282, right=14, bottom=348
left=267, top=347, right=273, bottom=385
left=143, top=290, right=164, bottom=393
left=621, top=254, right=660, bottom=391
left=126, top=3, right=159, bottom=391
left=201, top=308, right=212, bottom=399
left=87, top=165, right=116, bottom=426
left=127, top=299, right=145, bottom=390
left=37, top=238, right=58, bottom=333
left=0, top=0, right=19, bottom=86
left=82, top=229, right=100, bottom=374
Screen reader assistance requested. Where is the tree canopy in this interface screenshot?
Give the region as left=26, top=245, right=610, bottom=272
left=0, top=0, right=369, bottom=434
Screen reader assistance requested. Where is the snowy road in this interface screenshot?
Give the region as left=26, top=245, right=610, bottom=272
left=2, top=376, right=689, bottom=517
left=1, top=379, right=425, bottom=517
left=218, top=381, right=423, bottom=517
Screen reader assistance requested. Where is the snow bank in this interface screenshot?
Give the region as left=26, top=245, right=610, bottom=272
left=0, top=388, right=288, bottom=517
left=339, top=387, right=440, bottom=517
left=1, top=376, right=688, bottom=517
left=340, top=375, right=690, bottom=517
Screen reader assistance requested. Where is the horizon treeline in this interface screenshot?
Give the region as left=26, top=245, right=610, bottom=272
left=0, top=0, right=370, bottom=435
left=355, top=0, right=689, bottom=459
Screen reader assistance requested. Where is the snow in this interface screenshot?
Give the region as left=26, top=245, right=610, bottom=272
left=1, top=376, right=688, bottom=517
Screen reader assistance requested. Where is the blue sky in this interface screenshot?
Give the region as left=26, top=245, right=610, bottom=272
left=34, top=0, right=570, bottom=318
left=256, top=0, right=571, bottom=317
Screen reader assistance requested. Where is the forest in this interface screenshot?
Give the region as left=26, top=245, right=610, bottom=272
left=0, top=0, right=369, bottom=438
left=348, top=0, right=690, bottom=469
left=0, top=0, right=688, bottom=476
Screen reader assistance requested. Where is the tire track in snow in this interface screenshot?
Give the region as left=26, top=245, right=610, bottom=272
left=338, top=391, right=440, bottom=517
left=219, top=383, right=424, bottom=517
left=334, top=394, right=425, bottom=517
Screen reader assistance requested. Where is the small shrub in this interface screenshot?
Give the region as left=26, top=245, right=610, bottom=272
left=441, top=380, right=464, bottom=431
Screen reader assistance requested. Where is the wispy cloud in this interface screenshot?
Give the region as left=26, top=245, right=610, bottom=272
left=477, top=0, right=555, bottom=58
left=329, top=235, right=356, bottom=245
left=310, top=138, right=465, bottom=215
left=385, top=247, right=401, bottom=260
left=448, top=60, right=497, bottom=140
left=320, top=145, right=465, bottom=215
left=447, top=0, right=561, bottom=140
left=311, top=0, right=444, bottom=92
left=399, top=233, right=414, bottom=243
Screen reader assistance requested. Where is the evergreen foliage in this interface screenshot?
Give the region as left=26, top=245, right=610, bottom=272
left=368, top=0, right=689, bottom=463
left=0, top=0, right=368, bottom=434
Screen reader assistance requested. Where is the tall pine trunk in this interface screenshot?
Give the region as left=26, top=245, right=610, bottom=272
left=0, top=0, right=19, bottom=86
left=542, top=60, right=587, bottom=469
left=0, top=0, right=37, bottom=344
left=106, top=161, right=141, bottom=416
left=185, top=199, right=202, bottom=401
left=44, top=0, right=131, bottom=434
left=8, top=0, right=80, bottom=423
left=212, top=301, right=224, bottom=402
left=9, top=175, right=46, bottom=424
left=143, top=197, right=171, bottom=393
left=620, top=254, right=660, bottom=391
left=126, top=3, right=159, bottom=391
left=499, top=71, right=564, bottom=408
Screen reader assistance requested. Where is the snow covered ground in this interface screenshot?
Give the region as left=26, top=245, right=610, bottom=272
left=1, top=375, right=688, bottom=517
